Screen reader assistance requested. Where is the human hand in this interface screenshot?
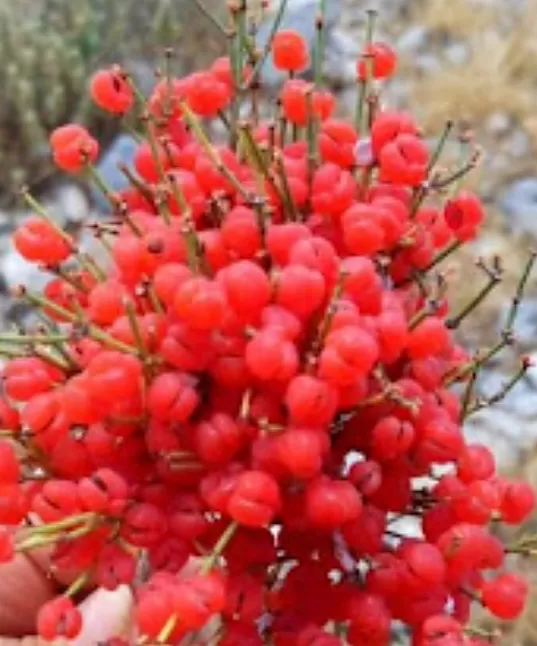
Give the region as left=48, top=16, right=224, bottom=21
left=0, top=552, right=133, bottom=646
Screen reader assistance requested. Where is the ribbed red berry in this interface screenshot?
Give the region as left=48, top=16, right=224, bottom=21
left=50, top=124, right=98, bottom=172
left=90, top=67, right=134, bottom=114
left=228, top=470, right=281, bottom=527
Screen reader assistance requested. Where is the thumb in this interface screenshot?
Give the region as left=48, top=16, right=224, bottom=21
left=68, top=586, right=134, bottom=646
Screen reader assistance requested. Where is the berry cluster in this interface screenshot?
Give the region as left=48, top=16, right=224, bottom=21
left=2, top=5, right=536, bottom=645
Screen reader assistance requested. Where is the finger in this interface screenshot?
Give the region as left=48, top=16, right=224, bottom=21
left=67, top=585, right=133, bottom=646
left=0, top=554, right=56, bottom=637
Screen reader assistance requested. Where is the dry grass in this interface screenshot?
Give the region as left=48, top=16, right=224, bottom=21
left=416, top=0, right=498, bottom=38
left=403, top=0, right=537, bottom=135
left=390, top=0, right=537, bottom=344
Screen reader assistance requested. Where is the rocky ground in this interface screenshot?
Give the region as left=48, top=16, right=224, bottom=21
left=2, top=0, right=537, bottom=474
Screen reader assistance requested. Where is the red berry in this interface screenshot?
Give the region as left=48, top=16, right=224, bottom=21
left=186, top=71, right=231, bottom=117
left=444, top=192, right=485, bottom=241
left=50, top=124, right=98, bottom=172
left=86, top=351, right=143, bottom=404
left=499, top=479, right=536, bottom=524
left=319, top=119, right=358, bottom=168
left=276, top=265, right=326, bottom=320
left=275, top=428, right=324, bottom=479
left=221, top=206, right=263, bottom=259
left=371, top=110, right=418, bottom=157
left=194, top=413, right=244, bottom=465
left=358, top=42, right=397, bottom=80
left=0, top=442, right=20, bottom=486
left=407, top=317, right=451, bottom=359
left=272, top=30, right=309, bottom=72
left=306, top=477, right=362, bottom=529
left=14, top=217, right=71, bottom=264
left=482, top=573, right=528, bottom=620
left=173, top=277, right=228, bottom=331
left=379, top=134, right=429, bottom=186
left=38, top=596, right=82, bottom=641
left=285, top=375, right=338, bottom=427
left=319, top=325, right=379, bottom=386
left=228, top=470, right=281, bottom=527
left=218, top=260, right=272, bottom=323
left=90, top=67, right=134, bottom=114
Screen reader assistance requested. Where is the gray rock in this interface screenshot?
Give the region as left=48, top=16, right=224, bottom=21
left=43, top=182, right=90, bottom=226
left=499, top=178, right=537, bottom=237
left=414, top=54, right=442, bottom=75
left=0, top=210, right=14, bottom=255
left=127, top=59, right=157, bottom=97
left=91, top=135, right=139, bottom=213
left=465, top=407, right=536, bottom=468
left=444, top=42, right=470, bottom=66
left=256, top=0, right=343, bottom=87
left=504, top=128, right=530, bottom=158
left=506, top=379, right=537, bottom=419
left=498, top=297, right=537, bottom=350
left=396, top=25, right=428, bottom=54
left=1, top=242, right=51, bottom=292
left=486, top=111, right=511, bottom=136
left=324, top=29, right=359, bottom=85
left=463, top=360, right=537, bottom=467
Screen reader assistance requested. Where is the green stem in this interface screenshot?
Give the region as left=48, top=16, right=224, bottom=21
left=20, top=189, right=74, bottom=249
left=505, top=251, right=537, bottom=332
left=238, top=122, right=285, bottom=205
left=460, top=368, right=478, bottom=421
left=306, top=90, right=318, bottom=187
left=192, top=0, right=226, bottom=32
left=427, top=120, right=454, bottom=173
left=85, top=164, right=115, bottom=205
left=124, top=299, right=148, bottom=360
left=201, top=521, right=238, bottom=575
left=22, top=513, right=97, bottom=535
left=0, top=333, right=69, bottom=345
left=467, top=360, right=529, bottom=416
left=65, top=569, right=93, bottom=598
left=422, top=240, right=462, bottom=274
left=445, top=338, right=508, bottom=386
left=180, top=101, right=250, bottom=198
left=156, top=614, right=178, bottom=644
left=313, top=0, right=327, bottom=86
left=446, top=272, right=502, bottom=329
left=244, top=0, right=289, bottom=90
left=430, top=150, right=481, bottom=191
left=22, top=290, right=139, bottom=356
left=143, top=121, right=172, bottom=225
left=310, top=270, right=347, bottom=356
left=354, top=10, right=377, bottom=132
left=274, top=151, right=299, bottom=221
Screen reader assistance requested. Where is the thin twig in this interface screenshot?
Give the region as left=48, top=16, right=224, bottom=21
left=244, top=0, right=289, bottom=90
left=191, top=0, right=227, bottom=33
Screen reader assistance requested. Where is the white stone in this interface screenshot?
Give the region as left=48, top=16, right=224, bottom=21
left=43, top=182, right=90, bottom=225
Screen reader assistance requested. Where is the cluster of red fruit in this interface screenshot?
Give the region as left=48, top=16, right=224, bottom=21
left=2, top=10, right=535, bottom=646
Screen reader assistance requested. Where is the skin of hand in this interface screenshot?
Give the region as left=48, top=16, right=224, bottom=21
left=0, top=553, right=133, bottom=646
left=0, top=553, right=219, bottom=646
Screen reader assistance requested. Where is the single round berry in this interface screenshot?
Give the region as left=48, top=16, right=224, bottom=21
left=90, top=67, right=134, bottom=114
left=272, top=30, right=309, bottom=72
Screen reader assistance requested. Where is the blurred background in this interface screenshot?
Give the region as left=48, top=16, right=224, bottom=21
left=2, top=0, right=537, bottom=638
